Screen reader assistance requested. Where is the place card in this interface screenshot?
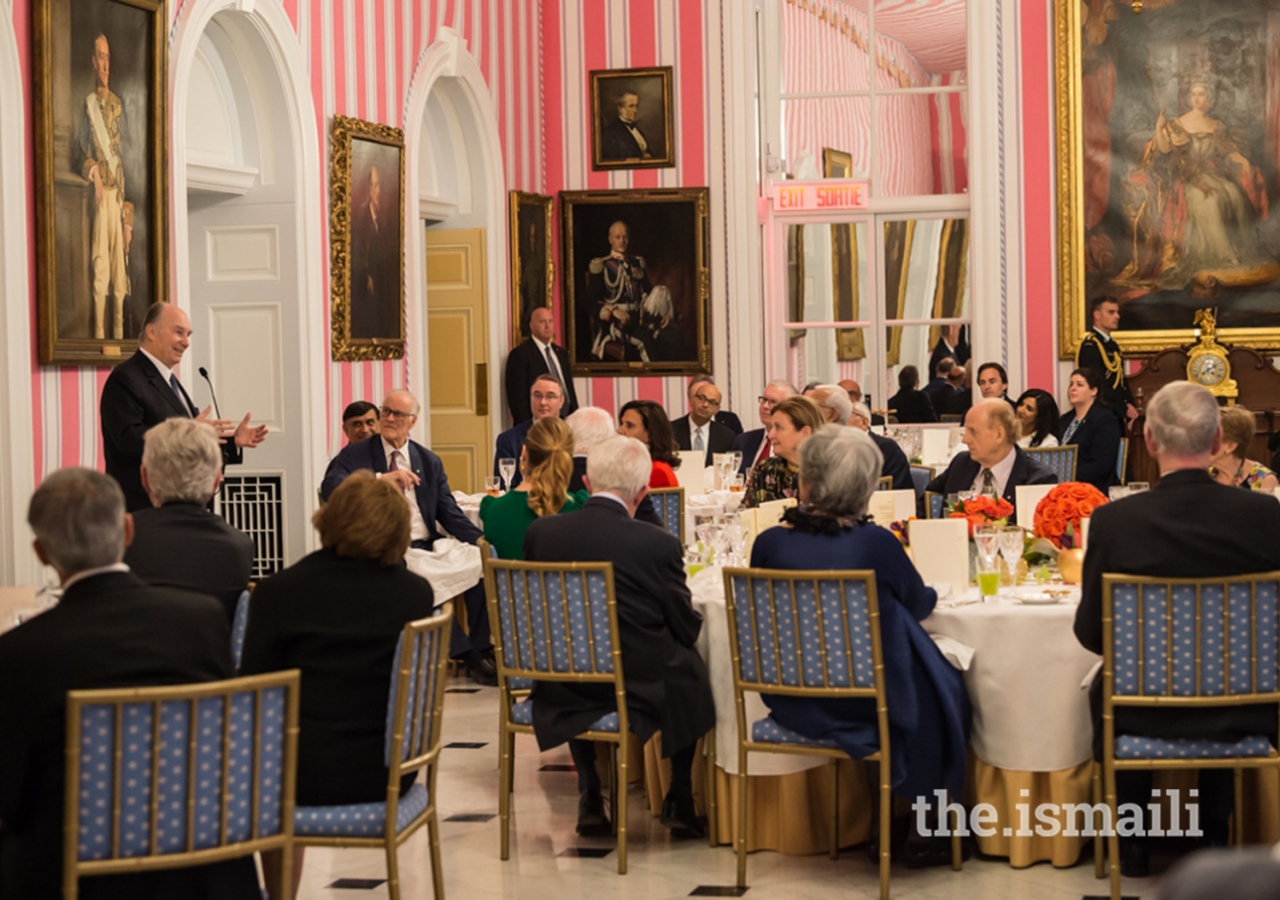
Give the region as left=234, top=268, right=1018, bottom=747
left=920, top=429, right=951, bottom=465
left=867, top=489, right=916, bottom=527
left=755, top=497, right=796, bottom=532
left=1015, top=484, right=1055, bottom=529
left=675, top=452, right=705, bottom=494
left=908, top=518, right=969, bottom=595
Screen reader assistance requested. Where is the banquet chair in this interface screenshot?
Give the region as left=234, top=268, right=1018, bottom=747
left=876, top=476, right=894, bottom=492
left=293, top=609, right=453, bottom=900
left=1115, top=438, right=1129, bottom=485
left=924, top=491, right=946, bottom=519
left=1097, top=572, right=1280, bottom=900
left=230, top=589, right=251, bottom=670
left=483, top=553, right=636, bottom=873
left=649, top=486, right=686, bottom=543
left=1026, top=445, right=1079, bottom=483
left=62, top=670, right=301, bottom=900
left=909, top=466, right=934, bottom=499
left=721, top=568, right=961, bottom=897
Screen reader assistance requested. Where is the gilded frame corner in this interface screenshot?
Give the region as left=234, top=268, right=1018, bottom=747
left=508, top=191, right=555, bottom=349
left=329, top=114, right=406, bottom=362
left=590, top=66, right=676, bottom=171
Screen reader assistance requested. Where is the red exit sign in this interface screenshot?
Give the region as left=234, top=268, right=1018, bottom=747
left=772, top=181, right=868, bottom=212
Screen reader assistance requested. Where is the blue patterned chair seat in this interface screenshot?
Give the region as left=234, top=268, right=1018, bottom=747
left=510, top=699, right=618, bottom=732
left=1115, top=734, right=1274, bottom=760
left=509, top=677, right=533, bottom=691
left=751, top=716, right=839, bottom=748
left=294, top=783, right=429, bottom=837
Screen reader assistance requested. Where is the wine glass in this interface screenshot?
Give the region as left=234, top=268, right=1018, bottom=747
left=498, top=457, right=517, bottom=493
left=997, top=526, right=1025, bottom=598
left=729, top=451, right=743, bottom=474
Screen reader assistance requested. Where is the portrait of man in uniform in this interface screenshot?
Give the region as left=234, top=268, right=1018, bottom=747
left=590, top=67, right=674, bottom=171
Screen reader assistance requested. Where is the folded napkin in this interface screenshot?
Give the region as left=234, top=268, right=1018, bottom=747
left=451, top=490, right=486, bottom=507
left=1080, top=660, right=1102, bottom=690
left=931, top=634, right=976, bottom=671
left=405, top=537, right=483, bottom=604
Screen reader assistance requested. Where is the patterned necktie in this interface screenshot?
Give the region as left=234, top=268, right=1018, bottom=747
left=693, top=426, right=704, bottom=452
left=981, top=468, right=995, bottom=496
left=169, top=374, right=184, bottom=405
left=389, top=449, right=400, bottom=471
left=544, top=344, right=560, bottom=383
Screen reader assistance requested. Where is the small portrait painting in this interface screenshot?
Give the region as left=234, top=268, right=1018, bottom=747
left=34, top=0, right=168, bottom=365
left=590, top=67, right=675, bottom=171
left=562, top=188, right=710, bottom=376
left=330, top=116, right=405, bottom=361
left=509, top=191, right=554, bottom=346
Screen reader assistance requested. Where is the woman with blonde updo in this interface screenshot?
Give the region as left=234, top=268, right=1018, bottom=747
left=480, top=416, right=588, bottom=558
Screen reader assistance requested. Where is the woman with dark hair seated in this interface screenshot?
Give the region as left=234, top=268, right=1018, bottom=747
left=744, top=395, right=825, bottom=508
left=618, top=399, right=682, bottom=487
left=885, top=365, right=939, bottom=424
left=1058, top=367, right=1122, bottom=492
left=1014, top=389, right=1060, bottom=449
left=750, top=425, right=970, bottom=867
left=480, top=416, right=588, bottom=559
left=242, top=471, right=435, bottom=898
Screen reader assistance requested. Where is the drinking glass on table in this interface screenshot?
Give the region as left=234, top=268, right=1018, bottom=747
left=728, top=473, right=744, bottom=493
left=974, top=525, right=1001, bottom=602
left=1108, top=485, right=1130, bottom=501
left=1126, top=482, right=1149, bottom=494
left=484, top=476, right=501, bottom=497
left=997, top=525, right=1025, bottom=597
left=729, top=451, right=743, bottom=473
left=498, top=458, right=517, bottom=493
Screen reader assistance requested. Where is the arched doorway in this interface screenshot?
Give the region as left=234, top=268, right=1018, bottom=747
left=171, top=1, right=325, bottom=575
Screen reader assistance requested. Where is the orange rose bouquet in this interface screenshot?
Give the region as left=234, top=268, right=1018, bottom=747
left=1032, top=482, right=1108, bottom=549
left=947, top=494, right=1014, bottom=538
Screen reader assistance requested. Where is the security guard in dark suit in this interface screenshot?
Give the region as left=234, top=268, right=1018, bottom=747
left=1076, top=296, right=1136, bottom=428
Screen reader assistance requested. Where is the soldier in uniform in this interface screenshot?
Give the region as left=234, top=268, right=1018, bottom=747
left=72, top=33, right=133, bottom=341
left=586, top=220, right=678, bottom=362
left=1076, top=296, right=1137, bottom=428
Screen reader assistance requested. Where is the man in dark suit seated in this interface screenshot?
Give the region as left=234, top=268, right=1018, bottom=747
left=322, top=389, right=496, bottom=685
left=504, top=306, right=578, bottom=425
left=493, top=373, right=565, bottom=490
left=686, top=375, right=743, bottom=435
left=815, top=387, right=911, bottom=492
left=942, top=365, right=971, bottom=418
left=886, top=365, right=939, bottom=424
left=566, top=406, right=663, bottom=528
left=340, top=400, right=380, bottom=445
left=926, top=358, right=957, bottom=417
left=0, top=469, right=257, bottom=900
left=524, top=436, right=716, bottom=838
left=123, top=418, right=255, bottom=621
left=1075, top=382, right=1280, bottom=877
left=925, top=399, right=1057, bottom=519
left=923, top=356, right=954, bottom=396
left=671, top=378, right=736, bottom=466
left=732, top=379, right=796, bottom=478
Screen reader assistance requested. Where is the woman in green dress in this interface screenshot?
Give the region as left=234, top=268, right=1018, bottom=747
left=480, top=416, right=587, bottom=559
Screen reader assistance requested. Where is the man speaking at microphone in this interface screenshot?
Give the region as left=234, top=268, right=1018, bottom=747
left=101, top=302, right=268, bottom=511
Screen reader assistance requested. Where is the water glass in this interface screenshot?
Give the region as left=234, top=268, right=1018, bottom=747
left=729, top=451, right=743, bottom=473
left=498, top=457, right=517, bottom=492
left=728, top=473, right=744, bottom=493
left=997, top=526, right=1025, bottom=595
left=1126, top=482, right=1149, bottom=494
left=484, top=476, right=500, bottom=497
left=976, top=555, right=1000, bottom=601
left=974, top=525, right=1000, bottom=568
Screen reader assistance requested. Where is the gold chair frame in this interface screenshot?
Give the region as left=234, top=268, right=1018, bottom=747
left=63, top=670, right=302, bottom=900
left=720, top=567, right=960, bottom=898
left=648, top=485, right=686, bottom=544
left=484, top=551, right=637, bottom=873
left=875, top=475, right=894, bottom=492
left=1097, top=573, right=1280, bottom=900
left=1027, top=444, right=1079, bottom=483
left=292, top=609, right=454, bottom=900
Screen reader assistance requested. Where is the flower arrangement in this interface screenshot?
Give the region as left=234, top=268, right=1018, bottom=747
left=948, top=495, right=1014, bottom=538
left=1032, top=482, right=1108, bottom=549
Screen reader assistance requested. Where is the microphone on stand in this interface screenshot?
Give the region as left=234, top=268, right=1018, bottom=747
left=198, top=367, right=222, bottom=419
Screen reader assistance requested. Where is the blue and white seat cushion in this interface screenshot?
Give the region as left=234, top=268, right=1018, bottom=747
left=1115, top=735, right=1274, bottom=760
left=294, top=783, right=430, bottom=837
left=751, top=716, right=839, bottom=748
left=509, top=699, right=618, bottom=732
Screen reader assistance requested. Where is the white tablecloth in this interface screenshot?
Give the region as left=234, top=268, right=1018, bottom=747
left=688, top=566, right=825, bottom=777
left=924, top=590, right=1101, bottom=771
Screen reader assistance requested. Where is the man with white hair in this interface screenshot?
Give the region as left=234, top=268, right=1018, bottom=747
left=524, top=436, right=715, bottom=839
left=567, top=406, right=665, bottom=529
left=925, top=398, right=1056, bottom=519
left=0, top=468, right=257, bottom=899
left=1076, top=382, right=1280, bottom=877
left=124, top=418, right=255, bottom=621
left=817, top=384, right=912, bottom=491
left=732, top=378, right=797, bottom=478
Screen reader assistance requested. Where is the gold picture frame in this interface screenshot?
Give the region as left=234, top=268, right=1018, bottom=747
left=561, top=188, right=711, bottom=376
left=329, top=115, right=405, bottom=361
left=1054, top=0, right=1280, bottom=359
left=508, top=191, right=555, bottom=348
left=822, top=147, right=865, bottom=362
left=590, top=66, right=676, bottom=171
left=34, top=0, right=169, bottom=365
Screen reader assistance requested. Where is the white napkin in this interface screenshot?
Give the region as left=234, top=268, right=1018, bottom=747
left=931, top=634, right=976, bottom=671
left=1080, top=659, right=1102, bottom=690
left=404, top=537, right=483, bottom=604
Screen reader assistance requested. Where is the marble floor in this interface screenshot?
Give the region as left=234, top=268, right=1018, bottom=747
left=295, top=677, right=1174, bottom=899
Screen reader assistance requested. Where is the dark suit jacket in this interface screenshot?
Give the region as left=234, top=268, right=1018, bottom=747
left=671, top=414, right=736, bottom=466
left=714, top=410, right=744, bottom=435
left=1075, top=470, right=1280, bottom=755
left=886, top=388, right=939, bottom=424
left=943, top=388, right=972, bottom=417
left=570, top=456, right=663, bottom=528
left=504, top=338, right=579, bottom=424
left=100, top=351, right=243, bottom=511
left=929, top=332, right=969, bottom=375
left=124, top=502, right=255, bottom=621
left=0, top=572, right=255, bottom=900
left=493, top=419, right=535, bottom=489
left=600, top=117, right=649, bottom=160
left=732, top=428, right=768, bottom=478
left=240, top=548, right=434, bottom=804
left=1058, top=403, right=1122, bottom=492
left=925, top=447, right=1058, bottom=522
left=321, top=437, right=481, bottom=546
left=523, top=498, right=715, bottom=753
left=872, top=432, right=914, bottom=492
left=929, top=384, right=957, bottom=417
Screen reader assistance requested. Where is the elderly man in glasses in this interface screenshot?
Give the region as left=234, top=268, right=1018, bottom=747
left=670, top=377, right=736, bottom=466
left=730, top=379, right=796, bottom=479
left=492, top=373, right=566, bottom=490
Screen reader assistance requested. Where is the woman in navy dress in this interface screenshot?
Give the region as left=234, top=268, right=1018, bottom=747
left=749, top=424, right=970, bottom=865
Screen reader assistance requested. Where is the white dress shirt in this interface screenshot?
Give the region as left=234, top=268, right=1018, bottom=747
left=532, top=335, right=565, bottom=387
left=382, top=438, right=430, bottom=542
left=970, top=444, right=1018, bottom=499
left=60, top=562, right=130, bottom=592
left=139, top=347, right=178, bottom=388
